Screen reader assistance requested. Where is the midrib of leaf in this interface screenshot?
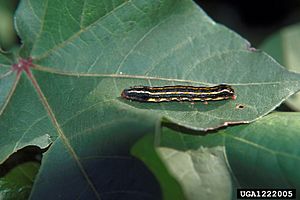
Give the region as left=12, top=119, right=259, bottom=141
left=79, top=0, right=87, bottom=29
left=25, top=69, right=102, bottom=199
left=27, top=0, right=42, bottom=24
left=28, top=0, right=48, bottom=47
left=0, top=71, right=21, bottom=116
left=33, top=65, right=298, bottom=86
left=32, top=0, right=131, bottom=60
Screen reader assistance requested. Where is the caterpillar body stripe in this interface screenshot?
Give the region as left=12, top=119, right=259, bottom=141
left=121, top=84, right=236, bottom=103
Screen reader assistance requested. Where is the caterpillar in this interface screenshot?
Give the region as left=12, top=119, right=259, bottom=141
left=121, top=84, right=236, bottom=103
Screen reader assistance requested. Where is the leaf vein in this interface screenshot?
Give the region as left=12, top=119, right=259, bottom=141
left=33, top=66, right=299, bottom=86
left=35, top=0, right=131, bottom=60
left=12, top=114, right=48, bottom=152
left=224, top=134, right=300, bottom=161
left=115, top=12, right=172, bottom=74
left=0, top=72, right=20, bottom=117
left=27, top=70, right=102, bottom=199
left=28, top=0, right=42, bottom=23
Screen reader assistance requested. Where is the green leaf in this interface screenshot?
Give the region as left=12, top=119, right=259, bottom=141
left=156, top=146, right=232, bottom=200
left=261, top=23, right=300, bottom=111
left=0, top=162, right=40, bottom=200
left=0, top=0, right=300, bottom=198
left=132, top=134, right=232, bottom=200
left=134, top=112, right=300, bottom=199
left=28, top=71, right=162, bottom=199
left=0, top=52, right=16, bottom=111
left=0, top=73, right=55, bottom=162
left=0, top=51, right=14, bottom=65
left=224, top=112, right=300, bottom=188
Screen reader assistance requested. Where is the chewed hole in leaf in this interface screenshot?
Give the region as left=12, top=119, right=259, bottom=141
left=236, top=104, right=246, bottom=109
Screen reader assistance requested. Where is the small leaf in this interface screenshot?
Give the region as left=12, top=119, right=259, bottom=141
left=133, top=133, right=232, bottom=200
left=0, top=162, right=40, bottom=200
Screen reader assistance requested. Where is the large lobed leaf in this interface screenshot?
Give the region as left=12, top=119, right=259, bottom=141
left=0, top=0, right=299, bottom=199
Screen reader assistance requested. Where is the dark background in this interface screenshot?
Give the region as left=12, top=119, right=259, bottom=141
left=195, top=0, right=300, bottom=46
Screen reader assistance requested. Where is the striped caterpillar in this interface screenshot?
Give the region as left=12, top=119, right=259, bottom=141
left=121, top=84, right=236, bottom=103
